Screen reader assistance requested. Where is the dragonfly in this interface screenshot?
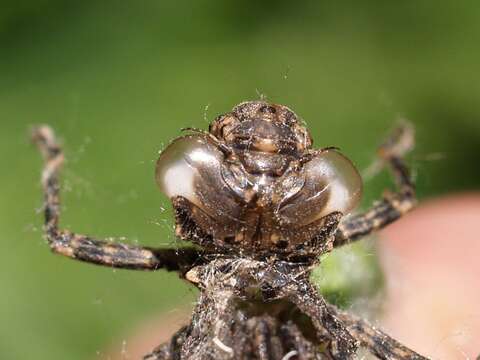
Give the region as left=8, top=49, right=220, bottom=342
left=32, top=101, right=428, bottom=359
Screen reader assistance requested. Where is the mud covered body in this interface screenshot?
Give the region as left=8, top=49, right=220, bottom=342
left=32, top=101, right=424, bottom=360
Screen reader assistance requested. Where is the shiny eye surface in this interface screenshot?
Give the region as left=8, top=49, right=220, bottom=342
left=277, top=150, right=362, bottom=226
left=155, top=135, right=224, bottom=208
left=305, top=150, right=363, bottom=217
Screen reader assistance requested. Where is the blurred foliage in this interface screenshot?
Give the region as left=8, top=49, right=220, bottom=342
left=0, top=1, right=479, bottom=359
left=313, top=241, right=384, bottom=310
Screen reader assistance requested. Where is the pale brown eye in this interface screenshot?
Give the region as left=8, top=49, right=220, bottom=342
left=304, top=150, right=363, bottom=218
left=277, top=150, right=362, bottom=226
left=155, top=135, right=223, bottom=207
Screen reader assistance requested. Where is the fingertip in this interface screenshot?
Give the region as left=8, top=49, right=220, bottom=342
left=378, top=193, right=480, bottom=359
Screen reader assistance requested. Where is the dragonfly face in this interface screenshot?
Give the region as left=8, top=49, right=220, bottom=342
left=156, top=101, right=362, bottom=258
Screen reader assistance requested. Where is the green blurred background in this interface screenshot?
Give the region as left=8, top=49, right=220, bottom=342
left=1, top=1, right=479, bottom=359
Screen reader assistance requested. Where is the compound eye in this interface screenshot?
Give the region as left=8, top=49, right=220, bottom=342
left=277, top=150, right=362, bottom=226
left=155, top=135, right=223, bottom=208
left=305, top=150, right=363, bottom=217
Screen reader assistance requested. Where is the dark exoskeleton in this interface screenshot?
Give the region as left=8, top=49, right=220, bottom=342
left=32, top=101, right=428, bottom=359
